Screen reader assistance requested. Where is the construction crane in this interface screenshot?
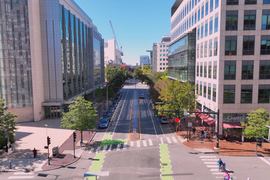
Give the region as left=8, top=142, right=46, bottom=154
left=109, top=20, right=123, bottom=56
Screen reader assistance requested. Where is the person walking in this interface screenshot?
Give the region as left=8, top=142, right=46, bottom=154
left=204, top=130, right=207, bottom=138
left=201, top=130, right=204, bottom=139
left=225, top=131, right=228, bottom=141
left=192, top=127, right=196, bottom=135
left=33, top=148, right=37, bottom=158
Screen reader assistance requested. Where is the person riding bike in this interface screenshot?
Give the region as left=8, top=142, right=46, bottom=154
left=217, top=158, right=223, bottom=171
left=223, top=171, right=230, bottom=180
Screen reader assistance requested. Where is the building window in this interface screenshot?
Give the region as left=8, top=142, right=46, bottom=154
left=227, top=0, right=239, bottom=5
left=262, top=10, right=270, bottom=30
left=205, top=21, right=208, bottom=37
left=160, top=68, right=162, bottom=70
left=195, top=11, right=197, bottom=23
left=259, top=60, right=270, bottom=79
left=197, top=44, right=200, bottom=58
left=198, top=8, right=201, bottom=21
left=201, top=25, right=204, bottom=39
left=200, top=42, right=203, bottom=58
left=192, top=0, right=194, bottom=8
left=243, top=36, right=255, bottom=55
left=197, top=25, right=200, bottom=40
left=224, top=61, right=236, bottom=80
left=224, top=85, right=235, bottom=104
left=215, top=0, right=219, bottom=8
left=208, top=61, right=212, bottom=78
left=242, top=60, right=254, bottom=80
left=203, top=82, right=207, bottom=98
left=200, top=62, right=203, bottom=77
left=225, top=36, right=237, bottom=55
left=200, top=82, right=202, bottom=95
left=210, top=0, right=213, bottom=12
left=197, top=63, right=199, bottom=76
left=204, top=62, right=207, bottom=77
left=208, top=83, right=211, bottom=100
left=204, top=41, right=207, bottom=57
left=163, top=67, right=165, bottom=70
left=209, top=39, right=212, bottom=57
left=160, top=63, right=162, bottom=65
left=244, top=10, right=256, bottom=30
left=258, top=85, right=270, bottom=103
left=163, top=58, right=165, bottom=61
left=209, top=17, right=213, bottom=35
left=226, top=11, right=238, bottom=30
left=205, top=1, right=209, bottom=16
left=241, top=85, right=253, bottom=103
left=196, top=81, right=199, bottom=94
left=214, top=14, right=218, bottom=33
left=245, top=0, right=256, bottom=4
left=213, top=61, right=217, bottom=79
left=263, top=0, right=270, bottom=4
left=201, top=5, right=204, bottom=19
left=214, top=37, right=218, bottom=56
left=213, top=84, right=216, bottom=102
left=261, top=35, right=270, bottom=55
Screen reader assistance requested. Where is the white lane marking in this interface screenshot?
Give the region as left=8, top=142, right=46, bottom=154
left=130, top=141, right=134, bottom=147
left=148, top=139, right=153, bottom=146
left=137, top=141, right=140, bottom=148
left=108, top=145, right=112, bottom=151
left=147, top=102, right=158, bottom=139
left=212, top=172, right=225, bottom=175
left=8, top=176, right=34, bottom=179
left=123, top=142, right=128, bottom=149
left=143, top=140, right=147, bottom=147
left=102, top=145, right=108, bottom=152
left=166, top=137, right=172, bottom=144
left=259, top=157, right=270, bottom=166
left=204, top=162, right=218, bottom=164
left=207, top=165, right=219, bottom=168
left=13, top=172, right=34, bottom=175
left=117, top=144, right=121, bottom=150
left=202, top=159, right=219, bottom=161
left=200, top=156, right=217, bottom=158
left=172, top=137, right=177, bottom=143
left=160, top=137, right=164, bottom=144
left=210, top=169, right=219, bottom=171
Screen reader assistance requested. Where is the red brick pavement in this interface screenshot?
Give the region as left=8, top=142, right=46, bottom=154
left=42, top=130, right=96, bottom=171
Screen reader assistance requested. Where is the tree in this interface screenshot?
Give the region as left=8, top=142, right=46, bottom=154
left=61, top=96, right=98, bottom=143
left=0, top=99, right=17, bottom=150
left=241, top=108, right=270, bottom=139
left=142, top=64, right=152, bottom=74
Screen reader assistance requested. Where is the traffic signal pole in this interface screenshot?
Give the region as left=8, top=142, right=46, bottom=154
left=73, top=132, right=76, bottom=158
left=47, top=136, right=51, bottom=165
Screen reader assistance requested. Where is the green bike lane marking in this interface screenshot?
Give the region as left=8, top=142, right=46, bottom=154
left=160, top=144, right=173, bottom=180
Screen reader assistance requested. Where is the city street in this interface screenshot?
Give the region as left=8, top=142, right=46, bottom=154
left=1, top=81, right=270, bottom=180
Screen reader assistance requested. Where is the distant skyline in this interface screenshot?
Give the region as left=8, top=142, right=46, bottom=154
left=74, top=0, right=175, bottom=65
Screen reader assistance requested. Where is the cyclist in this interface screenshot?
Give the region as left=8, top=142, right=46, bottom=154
left=217, top=158, right=223, bottom=171
left=223, top=171, right=230, bottom=180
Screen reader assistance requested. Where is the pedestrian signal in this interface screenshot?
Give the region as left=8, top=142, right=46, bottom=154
left=257, top=137, right=263, bottom=148
left=47, top=136, right=51, bottom=145
left=154, top=110, right=158, bottom=117
left=176, top=110, right=179, bottom=118
left=73, top=132, right=77, bottom=142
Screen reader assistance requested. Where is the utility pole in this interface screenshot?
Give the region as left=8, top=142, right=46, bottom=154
left=215, top=109, right=220, bottom=149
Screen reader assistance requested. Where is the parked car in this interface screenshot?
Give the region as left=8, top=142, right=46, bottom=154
left=99, top=121, right=109, bottom=129
left=160, top=117, right=168, bottom=124
left=139, top=94, right=144, bottom=99
left=101, top=118, right=109, bottom=123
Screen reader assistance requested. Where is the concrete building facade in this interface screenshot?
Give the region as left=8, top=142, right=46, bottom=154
left=104, top=39, right=122, bottom=65
left=140, top=55, right=150, bottom=65
left=169, top=0, right=270, bottom=137
left=157, top=35, right=171, bottom=72
left=0, top=0, right=105, bottom=122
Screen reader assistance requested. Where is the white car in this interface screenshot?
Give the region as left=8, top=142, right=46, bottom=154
left=160, top=117, right=168, bottom=124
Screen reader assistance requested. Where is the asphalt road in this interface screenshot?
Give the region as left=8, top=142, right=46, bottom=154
left=2, top=80, right=270, bottom=180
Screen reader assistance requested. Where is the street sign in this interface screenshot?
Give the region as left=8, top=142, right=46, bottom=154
left=188, top=122, right=192, bottom=127
left=174, top=118, right=180, bottom=123
left=84, top=171, right=109, bottom=177
left=184, top=111, right=189, bottom=116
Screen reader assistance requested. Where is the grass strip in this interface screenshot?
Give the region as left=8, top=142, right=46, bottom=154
left=160, top=144, right=173, bottom=180
left=99, top=139, right=128, bottom=147
left=87, top=152, right=106, bottom=180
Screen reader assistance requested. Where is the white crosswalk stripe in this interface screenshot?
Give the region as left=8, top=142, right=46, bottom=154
left=143, top=140, right=147, bottom=147
left=172, top=137, right=178, bottom=143
left=102, top=145, right=108, bottom=152
left=108, top=144, right=112, bottom=151
left=8, top=172, right=35, bottom=179
left=148, top=139, right=153, bottom=146
left=116, top=143, right=121, bottom=150
left=160, top=137, right=164, bottom=144
left=130, top=141, right=134, bottom=148
left=166, top=137, right=172, bottom=143
left=89, top=148, right=94, bottom=153
left=123, top=142, right=128, bottom=149
left=137, top=141, right=140, bottom=148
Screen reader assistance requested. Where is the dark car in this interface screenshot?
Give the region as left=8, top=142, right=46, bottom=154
left=160, top=117, right=168, bottom=124
left=139, top=94, right=144, bottom=99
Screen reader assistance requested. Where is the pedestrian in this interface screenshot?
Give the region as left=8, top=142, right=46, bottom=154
left=201, top=130, right=204, bottom=138
left=204, top=130, right=207, bottom=138
left=192, top=127, right=196, bottom=135
left=225, top=131, right=228, bottom=141
left=33, top=148, right=37, bottom=158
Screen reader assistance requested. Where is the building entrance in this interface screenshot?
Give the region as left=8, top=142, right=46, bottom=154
left=45, top=106, right=61, bottom=118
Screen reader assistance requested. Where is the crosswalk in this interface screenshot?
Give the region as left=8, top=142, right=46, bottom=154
left=7, top=172, right=35, bottom=179
left=89, top=136, right=178, bottom=153
left=199, top=155, right=236, bottom=179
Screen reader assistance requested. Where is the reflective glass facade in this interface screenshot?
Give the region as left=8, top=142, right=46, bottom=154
left=0, top=0, right=32, bottom=108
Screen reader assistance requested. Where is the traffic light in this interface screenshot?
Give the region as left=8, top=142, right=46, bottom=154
left=47, top=136, right=51, bottom=145
left=257, top=137, right=263, bottom=148
left=73, top=132, right=77, bottom=142
left=154, top=110, right=158, bottom=117
left=176, top=110, right=179, bottom=118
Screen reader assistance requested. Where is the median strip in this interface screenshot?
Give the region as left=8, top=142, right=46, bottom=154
left=160, top=144, right=173, bottom=180
left=87, top=152, right=106, bottom=180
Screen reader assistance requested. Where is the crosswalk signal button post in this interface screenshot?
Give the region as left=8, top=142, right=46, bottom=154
left=73, top=132, right=76, bottom=142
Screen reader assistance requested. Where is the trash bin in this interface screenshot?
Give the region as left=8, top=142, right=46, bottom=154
left=52, top=146, right=59, bottom=157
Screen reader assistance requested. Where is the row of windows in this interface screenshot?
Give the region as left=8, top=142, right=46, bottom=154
left=159, top=58, right=168, bottom=61
left=226, top=10, right=270, bottom=31
left=160, top=67, right=168, bottom=70
left=227, top=0, right=270, bottom=5
left=160, top=63, right=169, bottom=65
left=160, top=49, right=168, bottom=52
left=223, top=84, right=270, bottom=104
left=197, top=61, right=218, bottom=79
left=197, top=37, right=218, bottom=59
left=197, top=14, right=219, bottom=40
left=160, top=45, right=168, bottom=48
left=172, top=0, right=219, bottom=31
left=159, top=54, right=169, bottom=57
left=223, top=60, right=270, bottom=80
left=196, top=82, right=217, bottom=102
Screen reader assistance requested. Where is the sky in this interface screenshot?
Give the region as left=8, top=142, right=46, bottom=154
left=74, top=0, right=175, bottom=65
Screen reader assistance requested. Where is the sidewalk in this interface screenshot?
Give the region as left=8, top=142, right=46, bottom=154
left=168, top=118, right=270, bottom=156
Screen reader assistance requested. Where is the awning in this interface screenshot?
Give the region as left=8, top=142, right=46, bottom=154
left=195, top=109, right=216, bottom=126
left=223, top=122, right=244, bottom=129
